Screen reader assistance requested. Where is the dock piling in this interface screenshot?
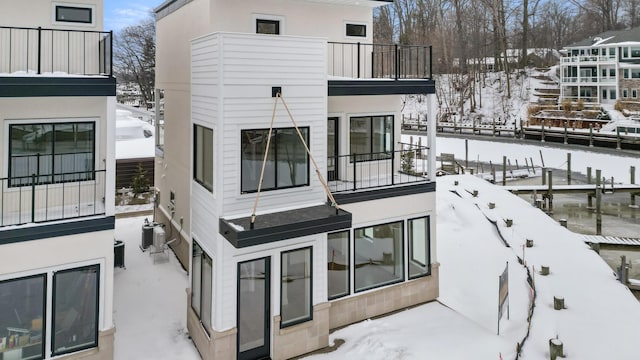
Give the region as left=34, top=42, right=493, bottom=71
left=567, top=153, right=571, bottom=185
left=548, top=170, right=553, bottom=213
left=631, top=166, right=636, bottom=207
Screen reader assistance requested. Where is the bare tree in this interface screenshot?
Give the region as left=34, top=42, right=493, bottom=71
left=114, top=17, right=156, bottom=108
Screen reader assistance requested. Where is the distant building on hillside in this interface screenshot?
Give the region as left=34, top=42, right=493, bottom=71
left=559, top=26, right=640, bottom=106
left=0, top=1, right=116, bottom=359
left=453, top=48, right=560, bottom=72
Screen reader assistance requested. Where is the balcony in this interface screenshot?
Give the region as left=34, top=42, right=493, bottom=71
left=561, top=55, right=616, bottom=64
left=0, top=169, right=106, bottom=228
left=327, top=42, right=436, bottom=96
left=0, top=26, right=115, bottom=97
left=327, top=144, right=434, bottom=203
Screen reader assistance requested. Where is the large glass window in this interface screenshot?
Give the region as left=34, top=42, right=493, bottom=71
left=354, top=221, right=404, bottom=292
left=280, top=247, right=312, bottom=327
left=55, top=5, right=92, bottom=24
left=408, top=216, right=431, bottom=279
left=0, top=275, right=46, bottom=360
left=191, top=241, right=212, bottom=334
left=191, top=243, right=202, bottom=317
left=327, top=231, right=349, bottom=299
left=201, top=252, right=213, bottom=332
left=350, top=116, right=393, bottom=162
left=9, top=122, right=95, bottom=187
left=241, top=128, right=309, bottom=193
left=52, top=265, right=99, bottom=356
left=194, top=125, right=213, bottom=192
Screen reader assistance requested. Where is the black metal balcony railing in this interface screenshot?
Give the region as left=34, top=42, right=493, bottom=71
left=327, top=144, right=430, bottom=193
left=0, top=26, right=113, bottom=76
left=328, top=42, right=432, bottom=80
left=0, top=169, right=106, bottom=227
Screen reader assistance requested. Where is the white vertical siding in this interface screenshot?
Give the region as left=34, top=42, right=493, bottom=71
left=191, top=32, right=329, bottom=218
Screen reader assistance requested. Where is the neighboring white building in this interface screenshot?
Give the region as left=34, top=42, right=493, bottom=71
left=154, top=0, right=438, bottom=359
left=560, top=26, right=640, bottom=105
left=0, top=1, right=116, bottom=360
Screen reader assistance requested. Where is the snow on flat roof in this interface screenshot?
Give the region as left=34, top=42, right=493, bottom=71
left=116, top=108, right=155, bottom=160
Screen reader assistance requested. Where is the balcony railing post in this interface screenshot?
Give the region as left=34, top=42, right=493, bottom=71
left=37, top=27, right=42, bottom=75
left=391, top=151, right=395, bottom=185
left=395, top=44, right=399, bottom=80
left=353, top=155, right=357, bottom=191
left=31, top=173, right=36, bottom=223
left=429, top=45, right=433, bottom=79
left=110, top=31, right=114, bottom=76
left=371, top=49, right=374, bottom=78
left=357, top=42, right=361, bottom=78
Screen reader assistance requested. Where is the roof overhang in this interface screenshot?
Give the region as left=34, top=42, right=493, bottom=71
left=220, top=203, right=352, bottom=248
left=329, top=78, right=436, bottom=96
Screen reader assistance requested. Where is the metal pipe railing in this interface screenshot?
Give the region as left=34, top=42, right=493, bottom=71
left=0, top=25, right=113, bottom=76
left=328, top=41, right=432, bottom=80
left=327, top=145, right=430, bottom=193
left=0, top=169, right=107, bottom=227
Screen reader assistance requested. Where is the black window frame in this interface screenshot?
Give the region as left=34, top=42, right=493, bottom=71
left=191, top=240, right=212, bottom=336
left=256, top=19, right=280, bottom=35
left=408, top=215, right=431, bottom=280
left=55, top=5, right=93, bottom=24
left=327, top=230, right=350, bottom=300
left=193, top=124, right=214, bottom=192
left=51, top=264, right=99, bottom=357
left=0, top=274, right=47, bottom=360
left=8, top=121, right=96, bottom=187
left=353, top=220, right=405, bottom=293
left=280, top=246, right=313, bottom=328
left=349, top=115, right=394, bottom=162
left=240, top=127, right=310, bottom=194
left=346, top=23, right=367, bottom=38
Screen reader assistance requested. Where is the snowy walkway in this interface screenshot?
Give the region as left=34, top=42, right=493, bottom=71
left=113, top=215, right=200, bottom=360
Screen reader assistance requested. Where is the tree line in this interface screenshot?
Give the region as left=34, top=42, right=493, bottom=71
left=375, top=0, right=640, bottom=75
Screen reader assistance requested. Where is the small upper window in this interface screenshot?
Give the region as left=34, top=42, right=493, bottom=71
left=346, top=23, right=366, bottom=37
left=257, top=19, right=280, bottom=35
left=56, top=5, right=92, bottom=24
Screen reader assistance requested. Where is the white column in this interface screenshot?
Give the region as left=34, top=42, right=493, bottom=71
left=427, top=93, right=437, bottom=180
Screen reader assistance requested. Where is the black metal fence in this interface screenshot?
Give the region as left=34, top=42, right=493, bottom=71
left=328, top=42, right=432, bottom=80
left=0, top=26, right=113, bottom=76
left=0, top=169, right=107, bottom=226
left=327, top=145, right=430, bottom=193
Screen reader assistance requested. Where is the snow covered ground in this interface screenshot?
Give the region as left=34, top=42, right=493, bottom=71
left=432, top=136, right=639, bottom=183
left=113, top=151, right=640, bottom=359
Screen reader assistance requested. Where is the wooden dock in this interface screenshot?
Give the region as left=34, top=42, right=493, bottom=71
left=503, top=183, right=640, bottom=195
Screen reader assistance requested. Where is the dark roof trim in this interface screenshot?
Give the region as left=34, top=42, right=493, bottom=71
left=0, top=216, right=115, bottom=245
left=155, top=0, right=194, bottom=20
left=329, top=79, right=436, bottom=96
left=0, top=77, right=116, bottom=97
left=333, top=181, right=436, bottom=204
left=220, top=203, right=352, bottom=248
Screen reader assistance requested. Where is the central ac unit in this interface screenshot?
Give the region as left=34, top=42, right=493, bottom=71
left=153, top=226, right=166, bottom=249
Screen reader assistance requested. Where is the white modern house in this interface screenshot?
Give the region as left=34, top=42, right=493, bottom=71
left=559, top=26, right=640, bottom=105
left=0, top=1, right=116, bottom=359
left=154, top=0, right=438, bottom=359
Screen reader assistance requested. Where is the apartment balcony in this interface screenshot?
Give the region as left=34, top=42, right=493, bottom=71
left=561, top=55, right=617, bottom=64
left=561, top=77, right=617, bottom=84
left=0, top=26, right=115, bottom=97
left=1, top=169, right=107, bottom=226
left=328, top=144, right=434, bottom=204
left=327, top=41, right=436, bottom=96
